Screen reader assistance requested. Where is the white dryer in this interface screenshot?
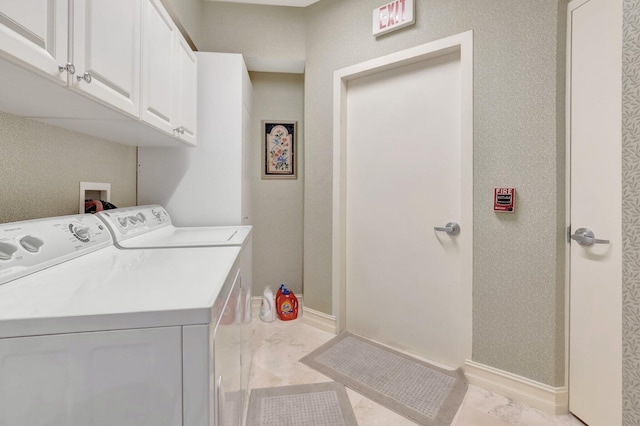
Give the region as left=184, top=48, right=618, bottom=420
left=0, top=214, right=241, bottom=426
left=96, top=204, right=252, bottom=424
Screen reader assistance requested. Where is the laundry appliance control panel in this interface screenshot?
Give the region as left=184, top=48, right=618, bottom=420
left=97, top=205, right=171, bottom=241
left=0, top=215, right=113, bottom=285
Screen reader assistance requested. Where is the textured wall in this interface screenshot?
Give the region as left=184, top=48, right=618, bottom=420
left=199, top=0, right=567, bottom=386
left=199, top=2, right=305, bottom=60
left=622, top=0, right=640, bottom=423
left=0, top=111, right=137, bottom=223
left=249, top=72, right=305, bottom=296
left=160, top=0, right=203, bottom=48
left=303, top=0, right=566, bottom=386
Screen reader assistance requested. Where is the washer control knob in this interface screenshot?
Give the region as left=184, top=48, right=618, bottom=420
left=118, top=217, right=128, bottom=228
left=19, top=235, right=45, bottom=253
left=69, top=224, right=90, bottom=243
left=151, top=209, right=162, bottom=220
left=136, top=213, right=146, bottom=223
left=0, top=242, right=18, bottom=260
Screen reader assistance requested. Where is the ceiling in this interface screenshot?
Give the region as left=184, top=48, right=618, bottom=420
left=205, top=0, right=321, bottom=7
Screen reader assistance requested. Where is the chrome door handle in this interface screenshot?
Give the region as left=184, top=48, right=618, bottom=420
left=434, top=222, right=460, bottom=235
left=570, top=227, right=610, bottom=246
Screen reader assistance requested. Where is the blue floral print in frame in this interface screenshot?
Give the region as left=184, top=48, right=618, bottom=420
left=263, top=121, right=297, bottom=179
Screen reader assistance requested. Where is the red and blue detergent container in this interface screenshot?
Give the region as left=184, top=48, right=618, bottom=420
left=276, top=287, right=298, bottom=321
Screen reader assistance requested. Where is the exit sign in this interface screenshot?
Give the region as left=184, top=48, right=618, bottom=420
left=373, top=0, right=415, bottom=37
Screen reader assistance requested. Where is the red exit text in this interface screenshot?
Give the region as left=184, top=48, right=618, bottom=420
left=378, top=0, right=408, bottom=31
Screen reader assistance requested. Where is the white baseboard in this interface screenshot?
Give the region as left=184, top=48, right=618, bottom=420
left=463, top=360, right=568, bottom=415
left=301, top=306, right=337, bottom=334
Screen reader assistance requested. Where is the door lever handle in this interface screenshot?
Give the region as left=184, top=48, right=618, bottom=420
left=570, top=227, right=610, bottom=247
left=434, top=222, right=460, bottom=235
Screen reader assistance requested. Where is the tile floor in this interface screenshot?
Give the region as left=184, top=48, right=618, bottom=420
left=247, top=315, right=585, bottom=426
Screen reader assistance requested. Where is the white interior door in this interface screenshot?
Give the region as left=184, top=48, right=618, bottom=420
left=568, top=0, right=622, bottom=424
left=344, top=48, right=469, bottom=368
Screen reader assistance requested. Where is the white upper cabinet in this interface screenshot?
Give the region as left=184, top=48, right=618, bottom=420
left=176, top=36, right=197, bottom=146
left=0, top=0, right=68, bottom=84
left=141, top=0, right=197, bottom=146
left=141, top=0, right=176, bottom=135
left=0, top=0, right=196, bottom=147
left=71, top=0, right=141, bottom=118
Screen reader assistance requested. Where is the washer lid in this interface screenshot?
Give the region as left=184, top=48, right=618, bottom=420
left=0, top=245, right=241, bottom=338
left=116, top=224, right=252, bottom=248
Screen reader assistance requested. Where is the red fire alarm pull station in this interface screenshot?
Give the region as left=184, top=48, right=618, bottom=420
left=494, top=188, right=516, bottom=212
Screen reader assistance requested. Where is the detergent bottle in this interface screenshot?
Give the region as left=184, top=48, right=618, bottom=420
left=275, top=283, right=286, bottom=301
left=259, top=287, right=276, bottom=322
left=276, top=288, right=298, bottom=321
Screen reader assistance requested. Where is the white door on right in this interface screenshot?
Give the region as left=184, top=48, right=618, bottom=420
left=568, top=0, right=622, bottom=424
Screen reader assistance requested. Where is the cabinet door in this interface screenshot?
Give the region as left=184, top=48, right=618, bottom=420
left=141, top=0, right=176, bottom=135
left=176, top=35, right=197, bottom=146
left=0, top=327, right=182, bottom=426
left=0, top=0, right=68, bottom=84
left=71, top=0, right=141, bottom=117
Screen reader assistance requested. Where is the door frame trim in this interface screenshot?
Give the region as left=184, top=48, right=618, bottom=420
left=331, top=31, right=474, bottom=361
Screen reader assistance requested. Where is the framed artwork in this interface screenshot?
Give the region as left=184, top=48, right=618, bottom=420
left=263, top=120, right=297, bottom=179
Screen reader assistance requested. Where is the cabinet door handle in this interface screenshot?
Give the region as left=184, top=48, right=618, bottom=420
left=58, top=63, right=76, bottom=75
left=77, top=72, right=92, bottom=84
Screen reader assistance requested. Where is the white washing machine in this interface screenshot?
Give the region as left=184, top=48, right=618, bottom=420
left=95, top=204, right=252, bottom=424
left=0, top=213, right=242, bottom=426
left=95, top=205, right=251, bottom=250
